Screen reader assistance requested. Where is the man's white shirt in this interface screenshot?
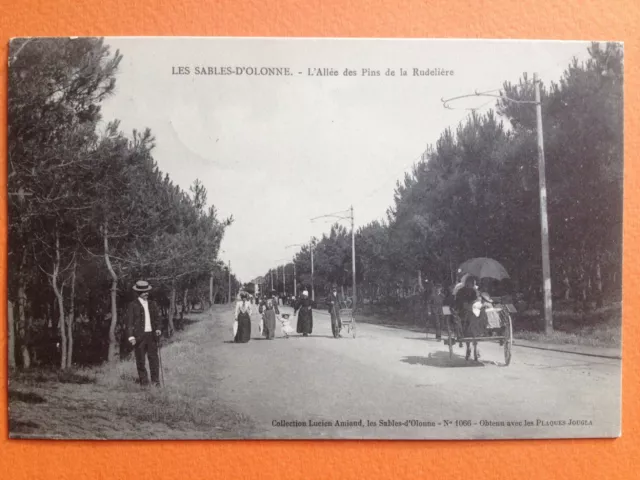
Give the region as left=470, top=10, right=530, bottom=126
left=138, top=297, right=152, bottom=332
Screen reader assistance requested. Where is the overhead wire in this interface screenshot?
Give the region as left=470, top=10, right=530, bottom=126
left=277, top=47, right=591, bottom=272
left=349, top=50, right=585, bottom=224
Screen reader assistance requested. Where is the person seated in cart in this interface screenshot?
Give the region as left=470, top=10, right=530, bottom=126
left=476, top=288, right=507, bottom=346
left=458, top=277, right=487, bottom=337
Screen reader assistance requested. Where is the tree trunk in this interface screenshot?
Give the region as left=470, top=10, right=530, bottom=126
left=103, top=223, right=119, bottom=363
left=563, top=268, right=571, bottom=301
left=168, top=279, right=176, bottom=335
left=17, top=249, right=31, bottom=368
left=595, top=259, right=604, bottom=308
left=209, top=274, right=214, bottom=309
left=8, top=301, right=16, bottom=369
left=183, top=288, right=189, bottom=314
left=67, top=256, right=77, bottom=368
left=52, top=230, right=67, bottom=370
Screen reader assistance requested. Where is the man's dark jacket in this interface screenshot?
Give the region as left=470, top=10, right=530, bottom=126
left=326, top=291, right=345, bottom=315
left=125, top=297, right=163, bottom=340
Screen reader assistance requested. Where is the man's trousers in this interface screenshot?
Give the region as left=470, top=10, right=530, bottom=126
left=134, top=332, right=159, bottom=385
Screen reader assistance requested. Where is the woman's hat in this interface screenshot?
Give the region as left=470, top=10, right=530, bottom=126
left=133, top=280, right=152, bottom=292
left=302, top=290, right=309, bottom=296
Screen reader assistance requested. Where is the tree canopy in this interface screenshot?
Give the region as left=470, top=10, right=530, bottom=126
left=8, top=38, right=233, bottom=369
left=266, top=42, right=622, bottom=311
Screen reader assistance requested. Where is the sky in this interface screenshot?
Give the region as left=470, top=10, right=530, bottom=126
left=99, top=37, right=594, bottom=282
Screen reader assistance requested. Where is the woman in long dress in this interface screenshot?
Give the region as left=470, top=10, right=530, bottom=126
left=294, top=290, right=314, bottom=336
left=260, top=296, right=279, bottom=340
left=234, top=292, right=252, bottom=343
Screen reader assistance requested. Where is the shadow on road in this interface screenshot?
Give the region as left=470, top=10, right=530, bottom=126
left=401, top=351, right=485, bottom=368
left=403, top=336, right=443, bottom=343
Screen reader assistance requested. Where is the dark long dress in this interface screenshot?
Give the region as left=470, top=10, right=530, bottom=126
left=234, top=303, right=252, bottom=343
left=294, top=298, right=314, bottom=334
left=261, top=301, right=279, bottom=340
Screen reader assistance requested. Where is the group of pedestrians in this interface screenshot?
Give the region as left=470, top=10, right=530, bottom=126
left=232, top=284, right=348, bottom=343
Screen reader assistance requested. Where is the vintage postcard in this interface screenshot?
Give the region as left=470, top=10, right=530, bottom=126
left=7, top=37, right=622, bottom=440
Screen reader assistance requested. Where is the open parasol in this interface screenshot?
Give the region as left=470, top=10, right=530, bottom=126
left=458, top=257, right=510, bottom=280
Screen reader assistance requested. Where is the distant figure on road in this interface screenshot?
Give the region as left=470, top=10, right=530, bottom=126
left=126, top=280, right=163, bottom=386
left=234, top=292, right=252, bottom=343
left=294, top=290, right=314, bottom=336
left=259, top=296, right=279, bottom=340
left=326, top=285, right=343, bottom=338
left=428, top=283, right=445, bottom=341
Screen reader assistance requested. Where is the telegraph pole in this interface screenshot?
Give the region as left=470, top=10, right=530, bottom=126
left=310, top=242, right=315, bottom=301
left=350, top=205, right=357, bottom=308
left=282, top=265, right=286, bottom=297
left=442, top=77, right=554, bottom=332
left=293, top=261, right=297, bottom=297
left=534, top=73, right=553, bottom=334
left=310, top=208, right=356, bottom=307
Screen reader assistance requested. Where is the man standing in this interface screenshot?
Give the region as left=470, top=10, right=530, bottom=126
left=126, top=280, right=163, bottom=386
left=326, top=285, right=343, bottom=338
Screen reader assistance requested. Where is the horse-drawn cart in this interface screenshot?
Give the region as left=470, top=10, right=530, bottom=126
left=443, top=257, right=516, bottom=366
left=443, top=300, right=515, bottom=365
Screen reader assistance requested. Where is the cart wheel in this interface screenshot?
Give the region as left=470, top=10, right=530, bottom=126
left=446, top=317, right=453, bottom=359
left=503, top=312, right=513, bottom=366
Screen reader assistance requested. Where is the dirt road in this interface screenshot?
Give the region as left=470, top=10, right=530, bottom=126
left=9, top=305, right=620, bottom=440
left=209, top=305, right=621, bottom=439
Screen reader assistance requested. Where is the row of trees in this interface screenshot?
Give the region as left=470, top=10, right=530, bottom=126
left=8, top=38, right=235, bottom=370
left=265, top=42, right=623, bottom=311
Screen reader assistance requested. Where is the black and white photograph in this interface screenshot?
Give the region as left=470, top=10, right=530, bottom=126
left=7, top=36, right=623, bottom=440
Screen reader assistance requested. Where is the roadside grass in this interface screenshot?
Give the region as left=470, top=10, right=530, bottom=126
left=9, top=308, right=254, bottom=439
left=514, top=325, right=621, bottom=348
left=514, top=303, right=621, bottom=348
left=10, top=366, right=97, bottom=385
left=95, top=361, right=251, bottom=432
